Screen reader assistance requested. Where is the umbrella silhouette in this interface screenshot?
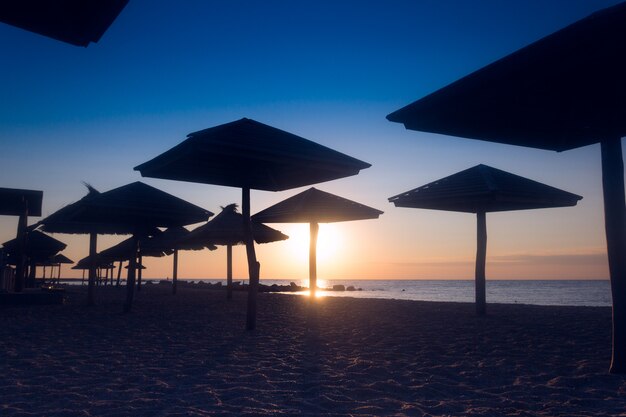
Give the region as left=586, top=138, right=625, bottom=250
left=35, top=253, right=74, bottom=285
left=253, top=188, right=383, bottom=296
left=51, top=253, right=73, bottom=285
left=39, top=182, right=211, bottom=310
left=182, top=204, right=288, bottom=299
left=0, top=187, right=43, bottom=291
left=2, top=230, right=67, bottom=287
left=0, top=0, right=129, bottom=47
left=144, top=226, right=211, bottom=295
left=72, top=255, right=115, bottom=284
left=135, top=117, right=371, bottom=330
left=2, top=230, right=66, bottom=261
left=98, top=233, right=172, bottom=289
left=386, top=2, right=626, bottom=372
left=388, top=165, right=582, bottom=314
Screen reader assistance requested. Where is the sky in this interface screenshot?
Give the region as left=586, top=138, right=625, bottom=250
left=0, top=0, right=623, bottom=282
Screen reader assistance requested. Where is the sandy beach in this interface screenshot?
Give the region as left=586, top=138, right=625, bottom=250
left=1, top=284, right=624, bottom=416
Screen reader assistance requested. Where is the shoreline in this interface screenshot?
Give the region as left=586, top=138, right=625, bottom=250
left=1, top=285, right=623, bottom=416
left=46, top=278, right=613, bottom=307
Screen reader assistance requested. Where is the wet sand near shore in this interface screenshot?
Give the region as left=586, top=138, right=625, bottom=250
left=1, top=284, right=624, bottom=416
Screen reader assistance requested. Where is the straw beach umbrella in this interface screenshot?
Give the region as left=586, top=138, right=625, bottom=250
left=2, top=230, right=66, bottom=261
left=2, top=230, right=67, bottom=287
left=135, top=117, right=371, bottom=330
left=73, top=255, right=114, bottom=284
left=98, top=233, right=171, bottom=289
left=39, top=182, right=211, bottom=310
left=389, top=165, right=582, bottom=315
left=147, top=226, right=212, bottom=295
left=253, top=188, right=383, bottom=296
left=51, top=253, right=73, bottom=284
left=182, top=204, right=288, bottom=299
left=386, top=2, right=626, bottom=372
left=0, top=187, right=43, bottom=291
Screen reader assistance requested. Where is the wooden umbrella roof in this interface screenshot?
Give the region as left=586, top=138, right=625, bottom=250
left=72, top=256, right=114, bottom=270
left=388, top=165, right=582, bottom=213
left=252, top=187, right=384, bottom=223
left=0, top=187, right=43, bottom=216
left=386, top=2, right=626, bottom=151
left=52, top=253, right=73, bottom=264
left=40, top=182, right=212, bottom=235
left=145, top=226, right=208, bottom=252
left=183, top=204, right=288, bottom=247
left=134, top=118, right=371, bottom=191
left=0, top=0, right=128, bottom=47
left=2, top=230, right=67, bottom=260
left=98, top=236, right=171, bottom=262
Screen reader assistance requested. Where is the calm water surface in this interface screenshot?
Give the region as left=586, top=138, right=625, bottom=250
left=183, top=279, right=611, bottom=307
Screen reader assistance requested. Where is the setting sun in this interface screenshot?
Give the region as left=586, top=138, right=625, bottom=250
left=279, top=223, right=344, bottom=280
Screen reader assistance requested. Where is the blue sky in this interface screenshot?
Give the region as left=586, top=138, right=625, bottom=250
left=0, top=0, right=623, bottom=280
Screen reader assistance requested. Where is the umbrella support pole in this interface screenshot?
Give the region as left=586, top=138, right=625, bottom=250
left=309, top=222, right=319, bottom=297
left=243, top=187, right=260, bottom=330
left=137, top=254, right=143, bottom=291
left=116, top=260, right=123, bottom=287
left=14, top=200, right=28, bottom=292
left=172, top=249, right=178, bottom=295
left=124, top=235, right=139, bottom=313
left=601, top=137, right=626, bottom=374
left=88, top=232, right=97, bottom=306
left=475, top=212, right=487, bottom=316
left=227, top=244, right=233, bottom=300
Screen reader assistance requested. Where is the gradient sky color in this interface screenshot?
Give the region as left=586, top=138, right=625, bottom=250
left=1, top=0, right=623, bottom=282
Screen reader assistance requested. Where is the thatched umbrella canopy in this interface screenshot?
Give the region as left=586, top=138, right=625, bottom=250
left=51, top=253, right=73, bottom=284
left=182, top=204, right=288, bottom=299
left=253, top=188, right=382, bottom=296
left=2, top=230, right=66, bottom=261
left=2, top=230, right=67, bottom=285
left=386, top=3, right=626, bottom=373
left=388, top=165, right=582, bottom=314
left=135, top=117, right=371, bottom=330
left=73, top=255, right=114, bottom=284
left=0, top=187, right=43, bottom=292
left=0, top=0, right=129, bottom=47
left=33, top=253, right=72, bottom=284
left=39, top=182, right=211, bottom=310
left=144, top=226, right=210, bottom=295
left=98, top=233, right=172, bottom=290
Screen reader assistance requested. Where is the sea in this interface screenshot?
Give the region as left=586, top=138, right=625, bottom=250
left=178, top=279, right=612, bottom=307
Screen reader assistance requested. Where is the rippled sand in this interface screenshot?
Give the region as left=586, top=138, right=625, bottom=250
left=1, top=284, right=624, bottom=416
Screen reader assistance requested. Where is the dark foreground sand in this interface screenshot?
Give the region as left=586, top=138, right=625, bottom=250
left=1, top=284, right=625, bottom=416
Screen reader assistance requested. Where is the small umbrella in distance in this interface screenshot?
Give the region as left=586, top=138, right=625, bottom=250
left=253, top=188, right=383, bottom=297
left=146, top=226, right=213, bottom=295
left=51, top=253, right=73, bottom=285
left=98, top=233, right=171, bottom=289
left=2, top=230, right=67, bottom=287
left=0, top=187, right=43, bottom=291
left=182, top=204, right=288, bottom=299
